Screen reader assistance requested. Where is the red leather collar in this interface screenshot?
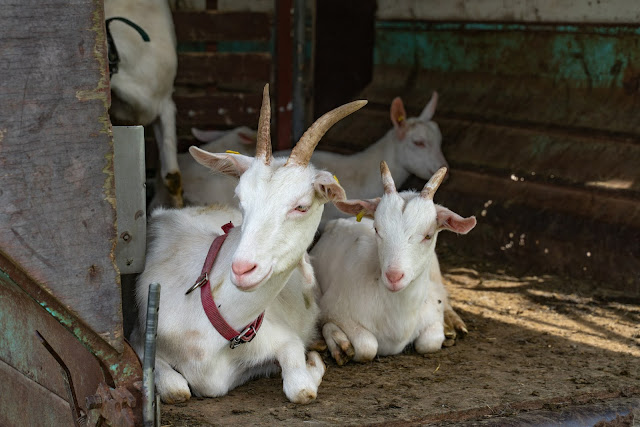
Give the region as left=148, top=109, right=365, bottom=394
left=185, top=222, right=265, bottom=349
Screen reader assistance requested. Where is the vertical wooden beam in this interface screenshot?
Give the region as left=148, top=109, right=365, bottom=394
left=275, top=0, right=294, bottom=149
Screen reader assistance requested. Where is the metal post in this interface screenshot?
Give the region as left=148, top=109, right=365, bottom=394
left=143, top=283, right=161, bottom=427
left=292, top=0, right=306, bottom=141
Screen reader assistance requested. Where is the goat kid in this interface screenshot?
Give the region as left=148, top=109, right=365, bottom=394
left=132, top=85, right=365, bottom=404
left=311, top=163, right=476, bottom=365
left=105, top=0, right=183, bottom=207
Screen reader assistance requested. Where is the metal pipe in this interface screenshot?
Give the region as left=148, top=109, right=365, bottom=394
left=292, top=0, right=306, bottom=141
left=142, top=283, right=161, bottom=427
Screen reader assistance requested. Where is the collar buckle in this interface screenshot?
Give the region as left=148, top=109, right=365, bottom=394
left=185, top=273, right=208, bottom=295
left=229, top=325, right=257, bottom=349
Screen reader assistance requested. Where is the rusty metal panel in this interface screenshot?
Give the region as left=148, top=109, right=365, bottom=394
left=0, top=360, right=74, bottom=427
left=0, top=270, right=106, bottom=425
left=0, top=1, right=122, bottom=350
left=113, top=126, right=146, bottom=275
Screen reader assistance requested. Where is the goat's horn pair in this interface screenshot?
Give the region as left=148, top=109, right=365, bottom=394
left=380, top=161, right=396, bottom=194
left=421, top=167, right=448, bottom=200
left=255, top=84, right=273, bottom=165
left=286, top=100, right=368, bottom=167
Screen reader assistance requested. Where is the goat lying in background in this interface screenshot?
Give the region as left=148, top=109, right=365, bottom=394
left=311, top=163, right=476, bottom=365
left=186, top=92, right=447, bottom=224
left=132, top=85, right=365, bottom=404
left=149, top=127, right=257, bottom=210
left=105, top=0, right=183, bottom=207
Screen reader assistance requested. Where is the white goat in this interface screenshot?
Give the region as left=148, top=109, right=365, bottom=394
left=105, top=0, right=183, bottom=207
left=186, top=93, right=447, bottom=221
left=150, top=127, right=257, bottom=210
left=132, top=85, right=365, bottom=404
left=311, top=163, right=476, bottom=365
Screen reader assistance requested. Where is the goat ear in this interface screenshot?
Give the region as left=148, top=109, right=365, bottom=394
left=314, top=171, right=347, bottom=203
left=189, top=146, right=253, bottom=178
left=419, top=91, right=438, bottom=122
left=191, top=128, right=228, bottom=143
left=333, top=198, right=380, bottom=219
left=435, top=205, right=476, bottom=234
left=390, top=97, right=407, bottom=139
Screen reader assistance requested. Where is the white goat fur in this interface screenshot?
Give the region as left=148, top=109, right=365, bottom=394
left=132, top=88, right=363, bottom=404
left=150, top=127, right=256, bottom=210
left=105, top=0, right=183, bottom=206
left=185, top=93, right=447, bottom=225
left=311, top=166, right=476, bottom=364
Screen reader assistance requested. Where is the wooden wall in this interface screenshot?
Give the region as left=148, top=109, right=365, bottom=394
left=319, top=2, right=640, bottom=290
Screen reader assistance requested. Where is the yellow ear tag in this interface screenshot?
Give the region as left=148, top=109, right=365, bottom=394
left=397, top=115, right=405, bottom=123
left=356, top=210, right=366, bottom=222
left=225, top=150, right=240, bottom=154
left=333, top=175, right=340, bottom=184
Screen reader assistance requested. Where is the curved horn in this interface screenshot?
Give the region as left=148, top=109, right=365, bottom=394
left=380, top=161, right=397, bottom=195
left=421, top=167, right=448, bottom=200
left=285, top=100, right=368, bottom=167
left=255, top=84, right=272, bottom=165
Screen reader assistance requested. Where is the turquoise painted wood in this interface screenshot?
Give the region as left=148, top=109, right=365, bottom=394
left=323, top=20, right=640, bottom=288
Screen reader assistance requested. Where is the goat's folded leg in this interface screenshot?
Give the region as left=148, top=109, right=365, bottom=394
left=155, top=357, right=191, bottom=404
left=415, top=321, right=446, bottom=353
left=443, top=301, right=468, bottom=346
left=276, top=340, right=326, bottom=404
left=321, top=322, right=355, bottom=365
left=153, top=97, right=183, bottom=208
left=325, top=319, right=378, bottom=364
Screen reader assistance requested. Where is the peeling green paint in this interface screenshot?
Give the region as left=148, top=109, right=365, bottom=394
left=374, top=21, right=640, bottom=89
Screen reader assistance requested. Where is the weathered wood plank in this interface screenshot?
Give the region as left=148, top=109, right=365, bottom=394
left=0, top=1, right=121, bottom=349
left=376, top=0, right=640, bottom=23
left=174, top=92, right=262, bottom=127
left=173, top=11, right=270, bottom=42
left=176, top=52, right=271, bottom=87
left=370, top=22, right=640, bottom=137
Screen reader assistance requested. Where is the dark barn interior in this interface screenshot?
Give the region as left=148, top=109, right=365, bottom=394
left=0, top=1, right=638, bottom=426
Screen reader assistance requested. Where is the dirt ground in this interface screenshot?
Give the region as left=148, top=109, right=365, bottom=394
left=159, top=255, right=640, bottom=426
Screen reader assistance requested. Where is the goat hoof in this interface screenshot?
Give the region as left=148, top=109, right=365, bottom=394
left=164, top=171, right=184, bottom=208
left=308, top=339, right=328, bottom=352
left=290, top=389, right=317, bottom=404
left=160, top=389, right=191, bottom=405
left=442, top=338, right=456, bottom=348
left=444, top=307, right=468, bottom=338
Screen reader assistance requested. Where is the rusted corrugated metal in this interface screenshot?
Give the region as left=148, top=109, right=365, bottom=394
left=322, top=20, right=640, bottom=289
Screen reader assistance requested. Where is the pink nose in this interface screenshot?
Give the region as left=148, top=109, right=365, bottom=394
left=385, top=270, right=405, bottom=285
left=232, top=260, right=257, bottom=278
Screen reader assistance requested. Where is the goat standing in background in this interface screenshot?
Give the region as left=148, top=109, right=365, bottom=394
left=132, top=85, right=365, bottom=404
left=311, top=163, right=476, bottom=365
left=105, top=0, right=183, bottom=207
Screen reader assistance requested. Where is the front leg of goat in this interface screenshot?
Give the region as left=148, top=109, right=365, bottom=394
left=155, top=357, right=191, bottom=404
left=276, top=341, right=326, bottom=404
left=153, top=96, right=183, bottom=208
left=414, top=299, right=445, bottom=353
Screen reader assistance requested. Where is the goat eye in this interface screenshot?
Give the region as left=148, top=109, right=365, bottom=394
left=413, top=140, right=426, bottom=147
left=295, top=205, right=310, bottom=213
left=423, top=234, right=432, bottom=241
left=374, top=227, right=380, bottom=236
